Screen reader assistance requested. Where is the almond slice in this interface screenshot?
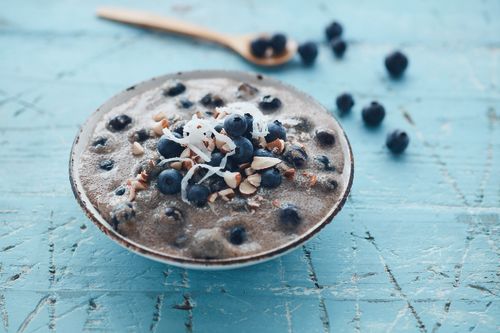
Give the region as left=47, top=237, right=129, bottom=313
left=219, top=188, right=236, bottom=201
left=284, top=168, right=296, bottom=179
left=208, top=192, right=218, bottom=203
left=239, top=180, right=257, bottom=195
left=182, top=160, right=194, bottom=170
left=223, top=172, right=242, bottom=189
left=132, top=142, right=144, bottom=156
left=251, top=156, right=282, bottom=170
left=152, top=119, right=169, bottom=136
left=180, top=148, right=191, bottom=158
left=244, top=167, right=256, bottom=176
left=247, top=173, right=261, bottom=187
left=220, top=143, right=232, bottom=154
left=266, top=139, right=285, bottom=154
left=152, top=111, right=167, bottom=121
left=170, top=161, right=183, bottom=170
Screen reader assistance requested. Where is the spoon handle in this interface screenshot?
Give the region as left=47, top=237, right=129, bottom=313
left=96, top=7, right=232, bottom=46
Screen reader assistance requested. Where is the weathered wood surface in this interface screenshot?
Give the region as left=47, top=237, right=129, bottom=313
left=0, top=0, right=498, bottom=332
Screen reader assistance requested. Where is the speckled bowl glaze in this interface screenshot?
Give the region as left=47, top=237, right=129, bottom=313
left=69, top=70, right=354, bottom=270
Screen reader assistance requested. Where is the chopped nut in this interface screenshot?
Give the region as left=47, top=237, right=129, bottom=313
left=195, top=111, right=204, bottom=119
left=258, top=137, right=267, bottom=148
left=247, top=173, right=261, bottom=187
left=239, top=162, right=251, bottom=170
left=136, top=171, right=149, bottom=183
left=309, top=174, right=318, bottom=187
left=132, top=142, right=144, bottom=156
left=284, top=168, right=296, bottom=179
left=251, top=156, right=282, bottom=170
left=170, top=161, right=183, bottom=170
left=216, top=111, right=227, bottom=120
left=220, top=143, right=232, bottom=154
left=134, top=180, right=147, bottom=191
left=247, top=198, right=261, bottom=209
left=244, top=167, right=256, bottom=176
left=219, top=188, right=236, bottom=201
left=128, top=186, right=136, bottom=201
left=223, top=172, right=242, bottom=189
left=182, top=160, right=194, bottom=170
left=203, top=138, right=215, bottom=152
left=272, top=199, right=281, bottom=208
left=239, top=179, right=257, bottom=195
left=266, top=139, right=285, bottom=154
left=208, top=192, right=218, bottom=203
left=180, top=148, right=191, bottom=158
left=152, top=111, right=167, bottom=121
left=152, top=119, right=169, bottom=136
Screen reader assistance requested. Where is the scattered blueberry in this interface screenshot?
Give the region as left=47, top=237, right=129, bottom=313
left=284, top=145, right=308, bottom=168
left=265, top=120, right=287, bottom=142
left=261, top=168, right=282, bottom=188
left=157, top=169, right=183, bottom=195
left=270, top=33, right=287, bottom=55
left=254, top=148, right=274, bottom=157
left=165, top=207, right=183, bottom=221
left=315, top=128, right=336, bottom=146
left=214, top=124, right=224, bottom=133
left=164, top=82, right=186, bottom=97
left=243, top=113, right=254, bottom=139
left=315, top=155, right=335, bottom=171
left=229, top=226, right=247, bottom=245
left=223, top=158, right=239, bottom=172
left=180, top=99, right=194, bottom=108
left=157, top=132, right=184, bottom=158
left=108, top=114, right=132, bottom=131
left=115, top=186, right=126, bottom=196
left=362, top=101, right=386, bottom=126
left=336, top=93, right=354, bottom=113
left=173, top=125, right=184, bottom=136
left=99, top=159, right=114, bottom=171
left=385, top=51, right=409, bottom=78
left=133, top=129, right=150, bottom=142
left=386, top=130, right=410, bottom=154
left=331, top=38, right=347, bottom=57
left=250, top=37, right=269, bottom=58
left=208, top=175, right=228, bottom=192
left=325, top=21, right=343, bottom=41
left=200, top=93, right=225, bottom=108
left=92, top=137, right=107, bottom=147
left=279, top=204, right=302, bottom=228
left=230, top=136, right=254, bottom=164
left=111, top=202, right=135, bottom=229
left=258, top=95, right=282, bottom=112
left=298, top=42, right=318, bottom=65
left=224, top=114, right=248, bottom=137
left=208, top=152, right=224, bottom=167
left=187, top=184, right=210, bottom=207
left=237, top=82, right=259, bottom=99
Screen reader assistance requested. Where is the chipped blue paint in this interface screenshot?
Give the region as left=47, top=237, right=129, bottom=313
left=0, top=0, right=499, bottom=332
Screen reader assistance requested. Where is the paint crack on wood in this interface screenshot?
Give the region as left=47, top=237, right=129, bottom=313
left=16, top=296, right=49, bottom=333
left=150, top=269, right=170, bottom=332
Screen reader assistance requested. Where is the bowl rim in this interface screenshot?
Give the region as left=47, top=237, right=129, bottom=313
left=69, top=70, right=354, bottom=270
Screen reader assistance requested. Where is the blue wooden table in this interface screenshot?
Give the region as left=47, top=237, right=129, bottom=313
left=1, top=0, right=499, bottom=332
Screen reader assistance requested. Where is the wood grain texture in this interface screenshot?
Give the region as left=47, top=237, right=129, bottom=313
left=0, top=0, right=499, bottom=332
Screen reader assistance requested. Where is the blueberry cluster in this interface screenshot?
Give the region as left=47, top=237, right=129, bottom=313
left=250, top=33, right=289, bottom=58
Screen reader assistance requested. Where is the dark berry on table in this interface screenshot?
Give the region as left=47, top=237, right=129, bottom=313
left=133, top=129, right=150, bottom=142
left=230, top=136, right=254, bottom=164
left=261, top=168, right=282, bottom=188
left=385, top=51, right=408, bottom=78
left=115, top=186, right=126, bottom=196
left=108, top=114, right=132, bottom=131
left=386, top=130, right=410, bottom=154
left=179, top=99, right=194, bottom=108
left=99, top=159, right=114, bottom=171
left=157, top=169, right=183, bottom=195
left=208, top=175, right=228, bottom=192
left=157, top=132, right=184, bottom=158
left=265, top=120, right=287, bottom=142
left=254, top=148, right=274, bottom=157
left=279, top=204, right=302, bottom=228
left=243, top=113, right=254, bottom=138
left=284, top=145, right=308, bottom=168
left=331, top=38, right=347, bottom=57
left=315, top=155, right=335, bottom=171
left=164, top=82, right=186, bottom=97
left=298, top=42, right=318, bottom=65
left=229, top=226, right=247, bottom=245
left=187, top=184, right=210, bottom=207
left=111, top=202, right=135, bottom=229
left=250, top=37, right=269, bottom=58
left=92, top=137, right=107, bottom=147
left=208, top=152, right=224, bottom=167
left=270, top=33, right=287, bottom=55
left=325, top=21, right=343, bottom=40
left=224, top=114, right=248, bottom=137
left=336, top=93, right=354, bottom=113
left=258, top=95, right=282, bottom=112
left=362, top=101, right=386, bottom=126
left=315, top=128, right=336, bottom=146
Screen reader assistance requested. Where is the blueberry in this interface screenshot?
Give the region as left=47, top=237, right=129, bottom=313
left=270, top=33, right=287, bottom=55
left=223, top=158, right=239, bottom=172
left=261, top=168, right=282, bottom=188
left=250, top=37, right=269, bottom=58
left=108, top=114, right=132, bottom=131
left=237, top=83, right=259, bottom=99
left=331, top=38, right=347, bottom=57
left=230, top=136, right=254, bottom=164
left=99, top=159, right=114, bottom=171
left=165, top=207, right=183, bottom=221
left=111, top=202, right=135, bottom=229
left=214, top=124, right=224, bottom=133
left=325, top=21, right=343, bottom=40
left=164, top=82, right=186, bottom=97
left=157, top=169, right=183, bottom=195
left=315, top=155, right=335, bottom=171
left=133, top=129, right=150, bottom=142
left=243, top=113, right=254, bottom=138
left=208, top=175, right=228, bottom=192
left=284, top=145, right=308, bottom=168
left=385, top=51, right=408, bottom=78
left=200, top=93, right=224, bottom=108
left=187, top=184, right=210, bottom=207
left=336, top=93, right=354, bottom=113
left=254, top=148, right=274, bottom=157
left=157, top=132, right=184, bottom=158
left=362, top=101, right=386, bottom=126
left=224, top=114, right=248, bottom=137
left=208, top=152, right=224, bottom=167
left=386, top=130, right=410, bottom=154
left=315, top=128, right=336, bottom=146
left=180, top=99, right=193, bottom=108
left=229, top=226, right=247, bottom=245
left=173, top=125, right=184, bottom=136
left=115, top=186, right=126, bottom=196
left=298, top=42, right=318, bottom=65
left=279, top=204, right=302, bottom=228
left=265, top=120, right=286, bottom=142
left=200, top=94, right=212, bottom=106
left=92, top=137, right=107, bottom=147
left=258, top=95, right=282, bottom=112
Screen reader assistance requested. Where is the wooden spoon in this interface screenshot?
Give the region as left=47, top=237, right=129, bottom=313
left=96, top=7, right=297, bottom=67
